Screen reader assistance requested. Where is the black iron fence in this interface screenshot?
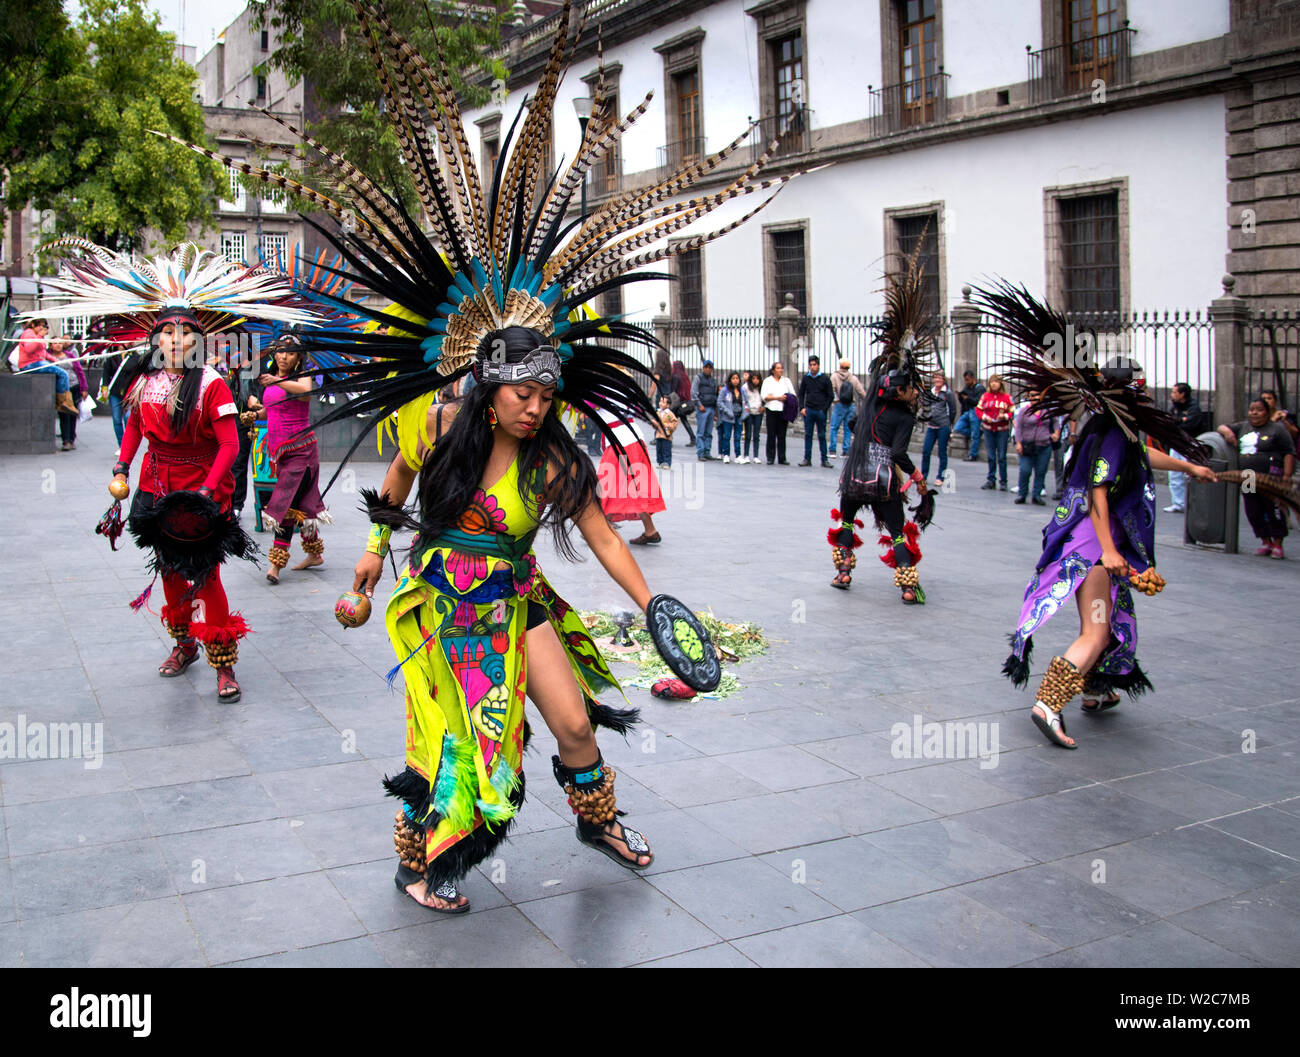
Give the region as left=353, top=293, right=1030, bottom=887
left=1028, top=24, right=1135, bottom=105
left=655, top=308, right=1217, bottom=418
left=974, top=309, right=1215, bottom=417
left=868, top=72, right=950, bottom=137
left=1245, top=311, right=1300, bottom=416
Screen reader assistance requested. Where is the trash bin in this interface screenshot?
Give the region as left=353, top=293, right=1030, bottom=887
left=1185, top=431, right=1237, bottom=549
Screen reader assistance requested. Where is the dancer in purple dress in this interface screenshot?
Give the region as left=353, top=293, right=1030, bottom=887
left=973, top=281, right=1216, bottom=749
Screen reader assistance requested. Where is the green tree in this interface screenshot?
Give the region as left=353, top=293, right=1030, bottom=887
left=5, top=0, right=221, bottom=256
left=0, top=0, right=80, bottom=170
left=253, top=0, right=509, bottom=212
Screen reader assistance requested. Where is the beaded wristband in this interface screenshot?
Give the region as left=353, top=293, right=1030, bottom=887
left=366, top=523, right=392, bottom=557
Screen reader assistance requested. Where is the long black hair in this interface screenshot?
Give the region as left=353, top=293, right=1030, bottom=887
left=412, top=327, right=600, bottom=562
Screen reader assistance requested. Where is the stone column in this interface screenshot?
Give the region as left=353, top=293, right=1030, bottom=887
left=1209, top=274, right=1249, bottom=427
left=949, top=284, right=982, bottom=383
left=777, top=293, right=800, bottom=380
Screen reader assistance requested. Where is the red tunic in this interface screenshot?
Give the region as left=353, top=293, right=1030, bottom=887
left=118, top=368, right=241, bottom=511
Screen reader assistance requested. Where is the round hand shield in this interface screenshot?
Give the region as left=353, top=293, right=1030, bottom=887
left=645, top=594, right=721, bottom=693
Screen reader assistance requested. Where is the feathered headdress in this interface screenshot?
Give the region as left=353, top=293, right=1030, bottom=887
left=868, top=230, right=940, bottom=400
left=969, top=278, right=1210, bottom=462
left=152, top=0, right=796, bottom=461
left=24, top=239, right=320, bottom=347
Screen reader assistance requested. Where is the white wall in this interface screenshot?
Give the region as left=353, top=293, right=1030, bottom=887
left=946, top=2, right=1041, bottom=96
left=612, top=92, right=1226, bottom=324
left=807, top=0, right=877, bottom=127
left=1129, top=0, right=1229, bottom=56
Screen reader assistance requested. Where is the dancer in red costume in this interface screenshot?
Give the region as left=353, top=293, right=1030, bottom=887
left=28, top=241, right=316, bottom=703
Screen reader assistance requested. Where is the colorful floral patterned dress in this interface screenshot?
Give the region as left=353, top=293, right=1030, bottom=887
left=383, top=452, right=633, bottom=887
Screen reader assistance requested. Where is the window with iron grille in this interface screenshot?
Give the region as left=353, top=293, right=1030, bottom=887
left=221, top=167, right=246, bottom=212
left=678, top=247, right=705, bottom=335
left=256, top=75, right=267, bottom=101
left=260, top=233, right=288, bottom=268
left=1060, top=192, right=1120, bottom=315
left=896, top=213, right=940, bottom=320
left=766, top=225, right=809, bottom=337
left=599, top=285, right=623, bottom=321
left=221, top=231, right=247, bottom=264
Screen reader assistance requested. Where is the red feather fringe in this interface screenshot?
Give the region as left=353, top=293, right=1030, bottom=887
left=189, top=612, right=252, bottom=645
left=827, top=528, right=864, bottom=549
left=877, top=522, right=923, bottom=567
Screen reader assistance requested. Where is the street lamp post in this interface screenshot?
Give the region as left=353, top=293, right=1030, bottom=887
left=572, top=95, right=593, bottom=220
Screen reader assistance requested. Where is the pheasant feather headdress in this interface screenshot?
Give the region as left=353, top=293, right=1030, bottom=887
left=25, top=239, right=320, bottom=347
left=152, top=0, right=797, bottom=457
left=969, top=278, right=1210, bottom=462
left=869, top=232, right=940, bottom=399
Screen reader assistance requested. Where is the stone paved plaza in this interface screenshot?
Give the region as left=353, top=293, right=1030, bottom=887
left=1, top=419, right=1297, bottom=968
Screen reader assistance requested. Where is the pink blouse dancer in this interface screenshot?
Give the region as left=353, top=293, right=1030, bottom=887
left=257, top=336, right=331, bottom=584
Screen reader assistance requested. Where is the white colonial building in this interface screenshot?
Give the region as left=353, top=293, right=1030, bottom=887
left=462, top=0, right=1297, bottom=345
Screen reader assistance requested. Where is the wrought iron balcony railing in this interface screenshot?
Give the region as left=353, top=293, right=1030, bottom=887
left=657, top=136, right=708, bottom=173
left=1028, top=23, right=1135, bottom=104
left=868, top=71, right=950, bottom=137
left=750, top=107, right=813, bottom=163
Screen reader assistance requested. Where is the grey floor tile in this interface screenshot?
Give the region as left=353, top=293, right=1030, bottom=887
left=118, top=738, right=251, bottom=789
left=645, top=857, right=838, bottom=941
left=224, top=935, right=390, bottom=968
left=746, top=704, right=869, bottom=744
left=370, top=906, right=576, bottom=968
left=182, top=872, right=366, bottom=964
left=16, top=896, right=205, bottom=967
left=685, top=790, right=849, bottom=855
left=871, top=760, right=1023, bottom=814
left=135, top=776, right=284, bottom=835
left=962, top=785, right=1189, bottom=861
left=11, top=837, right=175, bottom=918
left=1134, top=825, right=1300, bottom=892
left=1207, top=806, right=1300, bottom=860
left=328, top=857, right=507, bottom=934
left=759, top=836, right=946, bottom=911
left=0, top=754, right=132, bottom=806
left=619, top=757, right=769, bottom=808
left=258, top=759, right=385, bottom=815
left=1171, top=886, right=1300, bottom=966
left=861, top=817, right=1038, bottom=885
left=853, top=889, right=1061, bottom=968
left=0, top=859, right=13, bottom=924
left=655, top=715, right=785, bottom=756
left=1107, top=770, right=1259, bottom=822
left=634, top=943, right=757, bottom=968
left=1052, top=843, right=1240, bottom=917
left=713, top=744, right=856, bottom=792
left=782, top=778, right=937, bottom=835
left=1023, top=919, right=1259, bottom=968
left=228, top=725, right=364, bottom=773
left=800, top=732, right=945, bottom=778
left=291, top=802, right=394, bottom=869
left=4, top=790, right=149, bottom=856
left=731, top=914, right=930, bottom=967
left=158, top=819, right=320, bottom=893
left=484, top=825, right=636, bottom=902
left=630, top=807, right=750, bottom=875
left=958, top=864, right=1153, bottom=947
left=517, top=879, right=720, bottom=967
